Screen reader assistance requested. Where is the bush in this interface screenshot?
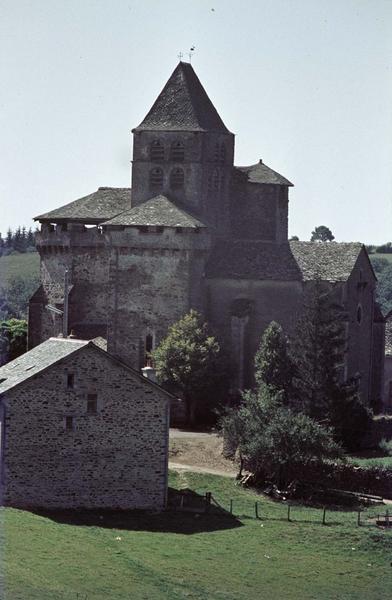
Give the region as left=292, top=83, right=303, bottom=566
left=379, top=438, right=392, bottom=456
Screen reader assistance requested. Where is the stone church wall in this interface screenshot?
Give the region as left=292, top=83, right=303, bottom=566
left=206, top=278, right=303, bottom=388
left=344, top=251, right=376, bottom=406
left=2, top=345, right=169, bottom=509
left=106, top=227, right=210, bottom=368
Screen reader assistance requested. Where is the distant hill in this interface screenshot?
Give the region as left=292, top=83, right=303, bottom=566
left=0, top=252, right=40, bottom=319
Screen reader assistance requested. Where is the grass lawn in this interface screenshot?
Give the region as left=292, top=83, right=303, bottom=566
left=348, top=454, right=392, bottom=468
left=0, top=253, right=40, bottom=287
left=3, top=471, right=392, bottom=600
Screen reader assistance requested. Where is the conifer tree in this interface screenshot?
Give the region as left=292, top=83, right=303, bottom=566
left=254, top=321, right=295, bottom=403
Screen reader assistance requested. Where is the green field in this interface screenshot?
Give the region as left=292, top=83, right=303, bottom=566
left=0, top=252, right=40, bottom=287
left=3, top=471, right=392, bottom=600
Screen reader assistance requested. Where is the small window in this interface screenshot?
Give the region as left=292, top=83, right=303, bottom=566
left=149, top=167, right=164, bottom=190
left=65, top=416, right=74, bottom=431
left=61, top=223, right=68, bottom=232
left=150, top=140, right=164, bottom=161
left=87, top=394, right=98, bottom=415
left=156, top=226, right=164, bottom=234
left=170, top=141, right=185, bottom=162
left=170, top=168, right=184, bottom=189
left=356, top=305, right=362, bottom=325
left=138, top=226, right=149, bottom=234
left=67, top=373, right=74, bottom=389
left=176, top=227, right=183, bottom=234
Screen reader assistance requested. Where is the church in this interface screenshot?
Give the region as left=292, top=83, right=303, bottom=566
left=28, top=62, right=384, bottom=408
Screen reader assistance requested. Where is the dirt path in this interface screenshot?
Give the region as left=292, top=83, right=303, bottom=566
left=169, top=429, right=237, bottom=475
left=169, top=461, right=237, bottom=478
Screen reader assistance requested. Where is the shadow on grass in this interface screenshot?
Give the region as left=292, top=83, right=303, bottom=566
left=30, top=488, right=243, bottom=535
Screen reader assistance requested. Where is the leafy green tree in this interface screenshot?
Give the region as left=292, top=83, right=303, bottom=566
left=310, top=225, right=335, bottom=242
left=152, top=310, right=227, bottom=426
left=370, top=256, right=389, bottom=275
left=5, top=275, right=40, bottom=319
left=0, top=319, right=27, bottom=365
left=375, top=264, right=392, bottom=314
left=254, top=321, right=295, bottom=403
left=221, top=384, right=342, bottom=486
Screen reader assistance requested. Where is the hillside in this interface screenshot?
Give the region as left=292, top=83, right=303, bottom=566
left=4, top=471, right=392, bottom=600
left=0, top=252, right=40, bottom=285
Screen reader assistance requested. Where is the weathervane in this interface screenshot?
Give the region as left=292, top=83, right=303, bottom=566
left=188, top=46, right=195, bottom=63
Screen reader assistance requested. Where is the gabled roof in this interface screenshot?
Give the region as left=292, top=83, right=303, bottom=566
left=289, top=241, right=364, bottom=282
left=0, top=337, right=173, bottom=400
left=102, top=195, right=206, bottom=228
left=134, top=62, right=230, bottom=133
left=206, top=241, right=364, bottom=282
left=35, top=187, right=132, bottom=223
left=0, top=338, right=89, bottom=396
left=206, top=241, right=302, bottom=280
left=235, top=161, right=293, bottom=186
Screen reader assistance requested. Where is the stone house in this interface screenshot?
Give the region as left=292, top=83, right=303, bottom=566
left=0, top=337, right=170, bottom=509
left=28, top=61, right=385, bottom=410
left=384, top=311, right=392, bottom=411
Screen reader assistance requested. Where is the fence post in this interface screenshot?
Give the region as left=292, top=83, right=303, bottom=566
left=255, top=501, right=259, bottom=519
left=287, top=505, right=291, bottom=522
left=180, top=494, right=184, bottom=510
left=230, top=499, right=233, bottom=515
left=205, top=492, right=212, bottom=514
left=357, top=509, right=361, bottom=526
left=322, top=507, right=326, bottom=525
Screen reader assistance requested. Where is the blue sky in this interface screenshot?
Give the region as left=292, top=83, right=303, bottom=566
left=0, top=0, right=391, bottom=243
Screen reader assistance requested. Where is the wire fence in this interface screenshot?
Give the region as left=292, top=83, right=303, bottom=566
left=169, top=489, right=392, bottom=529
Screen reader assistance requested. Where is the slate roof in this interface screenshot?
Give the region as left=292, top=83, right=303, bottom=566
left=289, top=241, right=363, bottom=282
left=0, top=338, right=89, bottom=396
left=235, top=161, right=293, bottom=186
left=0, top=337, right=173, bottom=399
left=35, top=187, right=132, bottom=223
left=206, top=241, right=363, bottom=282
left=102, top=195, right=206, bottom=228
left=134, top=62, right=230, bottom=133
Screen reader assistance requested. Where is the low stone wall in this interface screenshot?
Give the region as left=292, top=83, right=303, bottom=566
left=277, top=461, right=392, bottom=500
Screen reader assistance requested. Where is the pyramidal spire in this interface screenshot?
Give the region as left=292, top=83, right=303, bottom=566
left=134, top=62, right=230, bottom=132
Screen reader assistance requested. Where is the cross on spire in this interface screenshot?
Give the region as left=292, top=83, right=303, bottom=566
left=177, top=52, right=183, bottom=61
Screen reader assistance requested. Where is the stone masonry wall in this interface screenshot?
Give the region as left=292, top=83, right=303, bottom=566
left=2, top=344, right=169, bottom=509
left=106, top=227, right=210, bottom=369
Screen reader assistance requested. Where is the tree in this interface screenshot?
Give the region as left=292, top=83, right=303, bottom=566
left=291, top=280, right=372, bottom=449
left=375, top=264, right=392, bottom=315
left=254, top=321, right=295, bottom=403
left=220, top=384, right=342, bottom=486
left=289, top=235, right=299, bottom=241
left=152, top=310, right=227, bottom=426
left=0, top=318, right=27, bottom=365
left=291, top=281, right=347, bottom=421
left=311, top=225, right=335, bottom=242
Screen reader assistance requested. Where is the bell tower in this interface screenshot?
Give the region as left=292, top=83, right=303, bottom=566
left=131, top=62, right=234, bottom=235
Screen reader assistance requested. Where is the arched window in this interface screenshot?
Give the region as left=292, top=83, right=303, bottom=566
left=170, top=141, right=185, bottom=162
left=357, top=304, right=363, bottom=325
left=149, top=167, right=164, bottom=190
left=150, top=140, right=164, bottom=161
left=170, top=168, right=184, bottom=189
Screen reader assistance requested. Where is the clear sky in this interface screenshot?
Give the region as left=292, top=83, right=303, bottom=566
left=0, top=0, right=391, bottom=243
